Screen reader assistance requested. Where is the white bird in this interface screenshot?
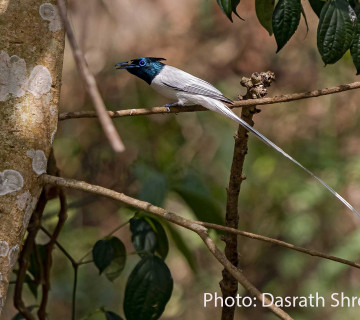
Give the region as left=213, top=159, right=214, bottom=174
left=116, top=57, right=360, bottom=218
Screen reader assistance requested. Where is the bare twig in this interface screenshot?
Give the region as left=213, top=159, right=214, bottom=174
left=59, top=80, right=360, bottom=121
left=56, top=0, right=125, bottom=152
left=220, top=72, right=274, bottom=320
left=72, top=265, right=79, bottom=320
left=40, top=227, right=77, bottom=266
left=197, top=222, right=360, bottom=270
left=39, top=174, right=360, bottom=317
left=14, top=192, right=48, bottom=320
left=38, top=189, right=68, bottom=320
left=40, top=225, right=78, bottom=320
left=39, top=174, right=294, bottom=319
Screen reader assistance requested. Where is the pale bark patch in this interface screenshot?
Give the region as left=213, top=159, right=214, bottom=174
left=0, top=170, right=24, bottom=196
left=27, top=149, right=47, bottom=175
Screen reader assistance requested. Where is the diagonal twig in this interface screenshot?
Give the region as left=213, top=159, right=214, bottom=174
left=58, top=80, right=360, bottom=121
left=40, top=174, right=360, bottom=318
left=39, top=174, right=292, bottom=319
left=56, top=0, right=125, bottom=152
left=197, top=222, right=360, bottom=270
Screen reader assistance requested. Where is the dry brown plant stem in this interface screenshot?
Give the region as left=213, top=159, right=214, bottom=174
left=220, top=72, right=273, bottom=320
left=56, top=0, right=125, bottom=152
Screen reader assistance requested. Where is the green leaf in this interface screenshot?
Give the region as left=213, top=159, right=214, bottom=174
left=308, top=0, right=325, bottom=17
left=92, top=237, right=126, bottom=276
left=135, top=165, right=168, bottom=207
left=105, top=311, right=124, bottom=320
left=255, top=0, right=275, bottom=35
left=272, top=0, right=302, bottom=52
left=165, top=223, right=197, bottom=272
left=130, top=216, right=169, bottom=259
left=351, top=18, right=360, bottom=74
left=173, top=173, right=224, bottom=225
left=317, top=0, right=355, bottom=64
left=217, top=0, right=243, bottom=22
left=104, top=240, right=127, bottom=282
left=124, top=256, right=173, bottom=320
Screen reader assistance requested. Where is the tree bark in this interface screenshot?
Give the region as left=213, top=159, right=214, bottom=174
left=0, top=0, right=65, bottom=315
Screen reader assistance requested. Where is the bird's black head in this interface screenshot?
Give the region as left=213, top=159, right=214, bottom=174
left=115, top=57, right=166, bottom=84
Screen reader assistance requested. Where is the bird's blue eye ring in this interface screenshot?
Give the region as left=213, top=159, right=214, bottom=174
left=139, top=60, right=146, bottom=67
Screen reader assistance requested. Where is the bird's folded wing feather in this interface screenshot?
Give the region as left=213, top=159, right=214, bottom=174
left=159, top=66, right=233, bottom=104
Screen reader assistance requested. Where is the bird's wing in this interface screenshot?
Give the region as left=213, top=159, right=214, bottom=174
left=159, top=66, right=233, bottom=104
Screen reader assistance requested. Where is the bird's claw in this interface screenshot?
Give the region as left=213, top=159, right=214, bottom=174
left=163, top=102, right=180, bottom=112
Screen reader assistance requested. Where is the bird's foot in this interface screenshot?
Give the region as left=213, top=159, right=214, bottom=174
left=163, top=102, right=181, bottom=112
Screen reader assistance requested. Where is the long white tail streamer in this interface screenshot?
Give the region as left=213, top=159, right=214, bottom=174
left=210, top=100, right=360, bottom=218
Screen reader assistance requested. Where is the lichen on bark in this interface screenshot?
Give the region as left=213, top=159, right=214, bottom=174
left=0, top=0, right=65, bottom=316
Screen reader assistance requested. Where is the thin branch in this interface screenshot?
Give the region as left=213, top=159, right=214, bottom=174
left=38, top=174, right=360, bottom=291
left=40, top=226, right=79, bottom=320
left=14, top=191, right=48, bottom=320
left=38, top=189, right=68, bottom=320
left=197, top=222, right=360, bottom=270
left=221, top=72, right=274, bottom=320
left=39, top=174, right=293, bottom=320
left=72, top=265, right=79, bottom=320
left=59, top=80, right=360, bottom=120
left=56, top=0, right=125, bottom=152
left=40, top=227, right=77, bottom=266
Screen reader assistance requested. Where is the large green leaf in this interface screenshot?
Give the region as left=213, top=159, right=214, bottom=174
left=272, top=0, right=302, bottom=52
left=351, top=18, right=360, bottom=74
left=92, top=237, right=126, bottom=278
left=124, top=256, right=173, bottom=320
left=308, top=0, right=325, bottom=17
left=317, top=0, right=355, bottom=64
left=217, top=0, right=242, bottom=22
left=256, top=0, right=275, bottom=35
left=173, top=173, right=224, bottom=225
left=130, top=216, right=169, bottom=259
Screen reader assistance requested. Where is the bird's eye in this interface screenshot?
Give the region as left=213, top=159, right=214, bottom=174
left=139, top=60, right=146, bottom=67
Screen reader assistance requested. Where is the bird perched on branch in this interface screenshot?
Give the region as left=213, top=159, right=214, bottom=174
left=116, top=57, right=359, bottom=218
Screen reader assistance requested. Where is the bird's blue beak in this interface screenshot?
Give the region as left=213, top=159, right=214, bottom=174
left=115, top=61, right=139, bottom=70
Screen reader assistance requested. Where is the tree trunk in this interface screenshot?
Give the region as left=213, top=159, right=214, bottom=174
left=0, top=0, right=65, bottom=315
